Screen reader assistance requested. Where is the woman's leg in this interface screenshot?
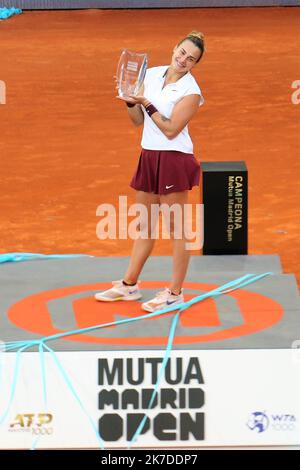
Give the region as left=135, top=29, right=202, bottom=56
left=159, top=190, right=189, bottom=295
left=123, top=190, right=160, bottom=284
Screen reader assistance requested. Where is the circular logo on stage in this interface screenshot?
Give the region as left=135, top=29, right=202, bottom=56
left=7, top=281, right=283, bottom=345
left=247, top=412, right=269, bottom=433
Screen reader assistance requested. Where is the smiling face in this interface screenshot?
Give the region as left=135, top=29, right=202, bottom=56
left=171, top=39, right=202, bottom=74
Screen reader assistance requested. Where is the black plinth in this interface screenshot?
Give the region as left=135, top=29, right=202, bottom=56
left=201, top=161, right=248, bottom=255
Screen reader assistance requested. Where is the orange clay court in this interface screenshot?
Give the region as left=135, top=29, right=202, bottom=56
left=0, top=7, right=299, bottom=285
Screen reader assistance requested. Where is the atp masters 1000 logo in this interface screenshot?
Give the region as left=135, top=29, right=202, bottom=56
left=9, top=413, right=54, bottom=435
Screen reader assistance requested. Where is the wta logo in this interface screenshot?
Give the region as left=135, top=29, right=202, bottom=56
left=247, top=412, right=269, bottom=433
left=247, top=411, right=297, bottom=433
left=7, top=281, right=283, bottom=345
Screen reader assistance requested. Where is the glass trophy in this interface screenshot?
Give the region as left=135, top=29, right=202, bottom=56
left=116, top=49, right=148, bottom=98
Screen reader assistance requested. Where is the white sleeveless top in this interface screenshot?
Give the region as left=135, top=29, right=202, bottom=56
left=141, top=65, right=204, bottom=153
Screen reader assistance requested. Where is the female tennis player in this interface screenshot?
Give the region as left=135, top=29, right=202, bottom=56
left=95, top=31, right=205, bottom=312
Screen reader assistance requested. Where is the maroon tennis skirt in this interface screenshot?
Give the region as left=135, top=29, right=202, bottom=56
left=130, top=148, right=201, bottom=195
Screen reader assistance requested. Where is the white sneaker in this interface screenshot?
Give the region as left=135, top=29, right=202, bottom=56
left=95, top=280, right=142, bottom=302
left=141, top=288, right=184, bottom=313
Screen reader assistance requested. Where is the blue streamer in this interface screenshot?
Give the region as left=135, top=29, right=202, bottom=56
left=8, top=273, right=270, bottom=346
left=30, top=343, right=48, bottom=451
left=0, top=271, right=273, bottom=449
left=0, top=345, right=29, bottom=425
left=127, top=274, right=271, bottom=446
left=39, top=342, right=47, bottom=406
left=0, top=252, right=90, bottom=264
left=128, top=311, right=181, bottom=447
left=0, top=8, right=22, bottom=20
left=42, top=343, right=104, bottom=449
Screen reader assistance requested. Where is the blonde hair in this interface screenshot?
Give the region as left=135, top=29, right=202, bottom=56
left=178, top=31, right=205, bottom=62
